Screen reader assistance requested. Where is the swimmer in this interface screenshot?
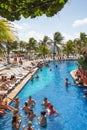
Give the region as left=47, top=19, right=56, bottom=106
left=50, top=69, right=52, bottom=71
left=12, top=115, right=21, bottom=130
left=55, top=65, right=57, bottom=68
left=14, top=97, right=20, bottom=109
left=7, top=96, right=20, bottom=109
left=0, top=109, right=8, bottom=116
left=31, top=75, right=34, bottom=81
left=41, top=97, right=50, bottom=108
left=38, top=111, right=47, bottom=127
left=13, top=109, right=22, bottom=125
left=65, top=78, right=70, bottom=87
left=22, top=102, right=30, bottom=114
left=27, top=96, right=36, bottom=108
left=27, top=110, right=36, bottom=121
left=36, top=75, right=39, bottom=78
left=22, top=121, right=34, bottom=130
left=46, top=104, right=59, bottom=116
left=84, top=92, right=87, bottom=98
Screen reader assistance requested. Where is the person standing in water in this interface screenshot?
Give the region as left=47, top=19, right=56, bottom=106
left=65, top=78, right=69, bottom=87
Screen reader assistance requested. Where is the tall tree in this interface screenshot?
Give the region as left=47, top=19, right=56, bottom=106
left=5, top=40, right=18, bottom=63
left=19, top=40, right=26, bottom=51
left=0, top=19, right=17, bottom=63
left=74, top=38, right=81, bottom=54
left=62, top=40, right=76, bottom=57
left=0, top=42, right=5, bottom=56
left=53, top=32, right=63, bottom=55
left=0, top=19, right=16, bottom=42
left=74, top=32, right=87, bottom=54
left=39, top=36, right=50, bottom=47
left=38, top=45, right=50, bottom=58
left=28, top=37, right=37, bottom=51
left=80, top=32, right=87, bottom=46
left=0, top=0, right=68, bottom=21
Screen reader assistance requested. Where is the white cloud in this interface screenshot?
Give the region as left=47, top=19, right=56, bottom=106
left=27, top=31, right=44, bottom=41
left=18, top=31, right=45, bottom=42
left=73, top=18, right=87, bottom=27
left=13, top=22, right=31, bottom=31
left=13, top=22, right=80, bottom=42
left=13, top=23, right=23, bottom=30
left=18, top=29, right=80, bottom=43
left=62, top=32, right=79, bottom=42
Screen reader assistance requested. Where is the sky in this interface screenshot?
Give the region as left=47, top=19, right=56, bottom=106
left=13, top=0, right=87, bottom=42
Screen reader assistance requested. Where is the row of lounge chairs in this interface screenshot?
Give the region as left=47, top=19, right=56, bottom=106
left=0, top=60, right=43, bottom=98
left=0, top=66, right=33, bottom=97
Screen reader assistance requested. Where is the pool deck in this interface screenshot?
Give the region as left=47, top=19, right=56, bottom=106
left=4, top=67, right=38, bottom=104
left=70, top=70, right=87, bottom=87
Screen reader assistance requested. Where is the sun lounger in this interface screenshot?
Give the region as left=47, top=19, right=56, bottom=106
left=0, top=90, right=8, bottom=95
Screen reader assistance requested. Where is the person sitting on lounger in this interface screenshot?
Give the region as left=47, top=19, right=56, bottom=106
left=10, top=75, right=17, bottom=82
left=0, top=82, right=9, bottom=90
left=0, top=98, right=14, bottom=111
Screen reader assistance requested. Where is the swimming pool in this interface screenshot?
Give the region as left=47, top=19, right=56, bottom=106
left=0, top=60, right=87, bottom=130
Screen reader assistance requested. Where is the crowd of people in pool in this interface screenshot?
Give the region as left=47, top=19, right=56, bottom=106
left=1, top=61, right=87, bottom=129
left=0, top=95, right=59, bottom=130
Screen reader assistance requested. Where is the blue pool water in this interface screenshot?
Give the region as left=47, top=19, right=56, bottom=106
left=0, top=60, right=87, bottom=130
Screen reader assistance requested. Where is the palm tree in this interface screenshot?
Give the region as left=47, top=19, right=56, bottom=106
left=19, top=40, right=26, bottom=51
left=38, top=44, right=50, bottom=58
left=80, top=32, right=87, bottom=46
left=0, top=43, right=5, bottom=56
left=74, top=38, right=81, bottom=54
left=74, top=32, right=87, bottom=55
left=37, top=36, right=51, bottom=58
left=28, top=37, right=37, bottom=51
left=62, top=40, right=76, bottom=57
left=0, top=19, right=17, bottom=63
left=41, top=36, right=50, bottom=45
left=53, top=32, right=63, bottom=55
left=5, top=40, right=18, bottom=63
left=0, top=19, right=16, bottom=42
